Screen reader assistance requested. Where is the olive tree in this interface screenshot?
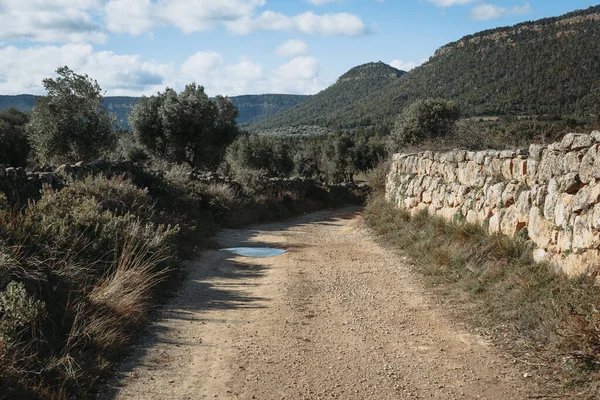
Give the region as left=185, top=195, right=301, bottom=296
left=27, top=66, right=115, bottom=164
left=392, top=98, right=460, bottom=146
left=0, top=108, right=31, bottom=167
left=130, top=84, right=240, bottom=170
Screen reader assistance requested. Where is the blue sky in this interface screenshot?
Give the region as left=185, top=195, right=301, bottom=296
left=0, top=0, right=597, bottom=97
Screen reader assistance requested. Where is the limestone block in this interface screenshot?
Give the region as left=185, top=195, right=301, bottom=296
left=500, top=150, right=516, bottom=159
left=572, top=213, right=598, bottom=250
left=516, top=190, right=532, bottom=215
left=529, top=144, right=546, bottom=162
left=526, top=159, right=539, bottom=185
left=466, top=210, right=479, bottom=225
left=591, top=203, right=600, bottom=230
left=512, top=159, right=528, bottom=180
left=563, top=150, right=586, bottom=174
left=437, top=207, right=456, bottom=222
left=561, top=133, right=592, bottom=151
left=457, top=162, right=485, bottom=187
left=572, top=184, right=600, bottom=214
left=488, top=209, right=504, bottom=234
left=501, top=205, right=527, bottom=237
left=579, top=144, right=599, bottom=184
left=572, top=134, right=595, bottom=150
left=556, top=172, right=584, bottom=194
left=501, top=181, right=523, bottom=208
left=554, top=193, right=575, bottom=228
left=592, top=131, right=600, bottom=142
left=428, top=204, right=438, bottom=216
left=528, top=207, right=553, bottom=248
left=543, top=179, right=558, bottom=220
left=556, top=230, right=573, bottom=253
left=501, top=159, right=513, bottom=180
left=533, top=248, right=548, bottom=263
left=465, top=151, right=475, bottom=161
left=530, top=185, right=547, bottom=207
left=486, top=158, right=503, bottom=179
left=537, top=151, right=564, bottom=182
left=423, top=151, right=433, bottom=160
left=454, top=150, right=467, bottom=163
left=404, top=197, right=419, bottom=209
left=473, top=151, right=488, bottom=165
left=422, top=191, right=433, bottom=204
left=485, top=182, right=506, bottom=209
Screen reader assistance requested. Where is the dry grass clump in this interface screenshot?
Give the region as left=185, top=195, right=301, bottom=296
left=0, top=175, right=177, bottom=399
left=364, top=195, right=600, bottom=392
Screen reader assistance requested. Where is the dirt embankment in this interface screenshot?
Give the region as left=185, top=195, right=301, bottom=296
left=102, top=208, right=550, bottom=399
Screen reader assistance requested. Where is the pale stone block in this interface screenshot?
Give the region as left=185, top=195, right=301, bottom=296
left=501, top=159, right=513, bottom=180
left=572, top=213, right=598, bottom=250
left=488, top=209, right=504, bottom=234
left=528, top=207, right=553, bottom=248
left=529, top=144, right=546, bottom=162
left=554, top=193, right=575, bottom=228
left=579, top=144, right=599, bottom=184
left=533, top=248, right=548, bottom=263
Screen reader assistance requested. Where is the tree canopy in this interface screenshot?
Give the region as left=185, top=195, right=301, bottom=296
left=392, top=99, right=460, bottom=145
left=130, top=84, right=240, bottom=170
left=27, top=66, right=115, bottom=164
left=0, top=108, right=30, bottom=167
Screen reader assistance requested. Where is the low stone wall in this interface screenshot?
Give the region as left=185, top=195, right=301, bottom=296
left=0, top=161, right=140, bottom=204
left=386, top=132, right=600, bottom=276
left=0, top=160, right=368, bottom=207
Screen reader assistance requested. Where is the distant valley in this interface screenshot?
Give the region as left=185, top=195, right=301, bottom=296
left=0, top=93, right=310, bottom=129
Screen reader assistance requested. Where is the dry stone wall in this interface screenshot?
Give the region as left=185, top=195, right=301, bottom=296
left=386, top=132, right=600, bottom=276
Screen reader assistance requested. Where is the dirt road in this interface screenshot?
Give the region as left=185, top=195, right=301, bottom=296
left=104, top=207, right=545, bottom=399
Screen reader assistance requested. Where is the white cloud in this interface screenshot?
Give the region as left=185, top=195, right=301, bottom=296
left=470, top=2, right=531, bottom=21
left=105, top=0, right=267, bottom=35
left=105, top=0, right=156, bottom=36
left=0, top=0, right=105, bottom=42
left=426, top=0, right=478, bottom=7
left=390, top=59, right=418, bottom=72
left=0, top=43, right=329, bottom=97
left=0, top=44, right=173, bottom=96
left=180, top=52, right=326, bottom=96
left=307, top=0, right=345, bottom=5
left=225, top=11, right=368, bottom=36
left=276, top=40, right=309, bottom=57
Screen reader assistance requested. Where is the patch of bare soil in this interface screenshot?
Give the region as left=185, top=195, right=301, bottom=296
left=102, top=208, right=552, bottom=399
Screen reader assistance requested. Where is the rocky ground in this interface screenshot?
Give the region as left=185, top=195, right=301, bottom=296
left=101, top=207, right=552, bottom=399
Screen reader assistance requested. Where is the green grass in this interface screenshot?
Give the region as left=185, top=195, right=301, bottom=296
left=364, top=195, right=600, bottom=395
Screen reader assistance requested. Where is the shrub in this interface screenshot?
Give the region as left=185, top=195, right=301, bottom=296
left=392, top=98, right=460, bottom=146
left=0, top=108, right=31, bottom=167
left=27, top=66, right=115, bottom=164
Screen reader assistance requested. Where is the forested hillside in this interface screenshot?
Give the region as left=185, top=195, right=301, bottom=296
left=253, top=5, right=600, bottom=131
left=250, top=62, right=405, bottom=130
left=0, top=94, right=309, bottom=128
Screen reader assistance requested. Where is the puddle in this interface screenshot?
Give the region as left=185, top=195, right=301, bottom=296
left=221, top=247, right=286, bottom=258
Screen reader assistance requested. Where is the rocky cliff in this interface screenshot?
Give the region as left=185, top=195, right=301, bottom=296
left=386, top=132, right=600, bottom=276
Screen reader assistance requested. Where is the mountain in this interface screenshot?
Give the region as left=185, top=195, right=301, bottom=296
left=0, top=94, right=309, bottom=128
left=249, top=62, right=405, bottom=130
left=253, top=5, right=600, bottom=131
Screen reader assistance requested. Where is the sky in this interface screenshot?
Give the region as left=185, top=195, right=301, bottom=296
left=0, top=0, right=598, bottom=97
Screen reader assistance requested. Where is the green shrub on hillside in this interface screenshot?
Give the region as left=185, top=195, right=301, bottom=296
left=392, top=98, right=460, bottom=146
